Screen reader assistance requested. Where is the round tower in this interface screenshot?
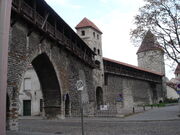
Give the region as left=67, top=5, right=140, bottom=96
left=137, top=30, right=165, bottom=75
left=75, top=17, right=104, bottom=88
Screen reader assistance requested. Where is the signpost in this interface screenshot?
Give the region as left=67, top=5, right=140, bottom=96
left=0, top=0, right=12, bottom=134
left=76, top=80, right=84, bottom=135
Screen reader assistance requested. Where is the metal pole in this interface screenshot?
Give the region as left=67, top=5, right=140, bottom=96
left=79, top=91, right=84, bottom=135
left=0, top=0, right=12, bottom=134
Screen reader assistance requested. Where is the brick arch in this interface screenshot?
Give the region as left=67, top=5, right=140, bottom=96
left=31, top=53, right=61, bottom=118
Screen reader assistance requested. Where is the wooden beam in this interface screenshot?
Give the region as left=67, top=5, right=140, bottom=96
left=41, top=13, right=49, bottom=29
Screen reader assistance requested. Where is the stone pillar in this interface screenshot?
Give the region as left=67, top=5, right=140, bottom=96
left=0, top=0, right=12, bottom=134
left=7, top=86, right=19, bottom=131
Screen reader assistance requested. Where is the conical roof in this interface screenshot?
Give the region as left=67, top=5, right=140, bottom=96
left=75, top=17, right=102, bottom=34
left=137, top=30, right=163, bottom=54
left=174, top=64, right=180, bottom=74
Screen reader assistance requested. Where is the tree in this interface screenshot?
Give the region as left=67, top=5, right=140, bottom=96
left=131, top=0, right=180, bottom=65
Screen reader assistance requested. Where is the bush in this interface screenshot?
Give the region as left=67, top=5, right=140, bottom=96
left=164, top=98, right=178, bottom=103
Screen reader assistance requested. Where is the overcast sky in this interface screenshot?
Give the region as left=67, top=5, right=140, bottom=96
left=45, top=0, right=175, bottom=79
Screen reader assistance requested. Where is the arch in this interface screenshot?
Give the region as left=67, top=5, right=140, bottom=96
left=6, top=94, right=10, bottom=130
left=65, top=94, right=70, bottom=117
left=96, top=87, right=103, bottom=110
left=31, top=53, right=61, bottom=118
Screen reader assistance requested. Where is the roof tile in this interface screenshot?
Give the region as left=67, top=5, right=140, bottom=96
left=75, top=17, right=102, bottom=34
left=103, top=57, right=163, bottom=76
left=137, top=30, right=163, bottom=54
left=175, top=64, right=180, bottom=74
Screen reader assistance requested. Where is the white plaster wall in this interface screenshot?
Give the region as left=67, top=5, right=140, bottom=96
left=19, top=67, right=43, bottom=116
left=166, top=86, right=179, bottom=99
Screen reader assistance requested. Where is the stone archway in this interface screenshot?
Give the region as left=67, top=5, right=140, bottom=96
left=31, top=53, right=61, bottom=118
left=96, top=87, right=103, bottom=110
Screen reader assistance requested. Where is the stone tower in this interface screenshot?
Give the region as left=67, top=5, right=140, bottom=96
left=174, top=64, right=180, bottom=79
left=137, top=30, right=166, bottom=100
left=75, top=17, right=104, bottom=105
left=137, top=30, right=165, bottom=75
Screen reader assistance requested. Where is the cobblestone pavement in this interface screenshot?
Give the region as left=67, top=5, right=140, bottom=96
left=7, top=105, right=180, bottom=135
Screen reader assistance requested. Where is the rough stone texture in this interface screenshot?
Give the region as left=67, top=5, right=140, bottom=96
left=137, top=47, right=166, bottom=99
left=7, top=20, right=95, bottom=130
left=76, top=25, right=104, bottom=111
left=103, top=74, right=163, bottom=116
left=137, top=50, right=165, bottom=75
left=18, top=67, right=43, bottom=116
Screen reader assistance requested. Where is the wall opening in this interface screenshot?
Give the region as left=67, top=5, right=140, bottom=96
left=96, top=87, right=103, bottom=110
left=31, top=53, right=61, bottom=118
left=65, top=94, right=70, bottom=117
left=6, top=94, right=10, bottom=130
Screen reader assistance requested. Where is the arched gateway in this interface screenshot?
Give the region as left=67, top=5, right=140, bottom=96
left=32, top=53, right=61, bottom=118
left=8, top=0, right=95, bottom=130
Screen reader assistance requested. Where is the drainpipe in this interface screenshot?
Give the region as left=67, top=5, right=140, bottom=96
left=0, top=0, right=12, bottom=134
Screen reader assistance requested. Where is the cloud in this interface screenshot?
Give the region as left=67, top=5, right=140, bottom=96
left=45, top=0, right=82, bottom=9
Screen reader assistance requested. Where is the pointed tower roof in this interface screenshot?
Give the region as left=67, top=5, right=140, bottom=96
left=174, top=64, right=180, bottom=74
left=137, top=30, right=163, bottom=54
left=75, top=17, right=102, bottom=34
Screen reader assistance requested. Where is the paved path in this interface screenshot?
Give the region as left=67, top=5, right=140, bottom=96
left=124, top=104, right=180, bottom=121
left=7, top=104, right=180, bottom=135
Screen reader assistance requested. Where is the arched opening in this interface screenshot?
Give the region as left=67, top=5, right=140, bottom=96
left=150, top=84, right=157, bottom=104
left=6, top=94, right=10, bottom=130
left=31, top=53, right=61, bottom=118
left=96, top=87, right=103, bottom=110
left=65, top=94, right=70, bottom=117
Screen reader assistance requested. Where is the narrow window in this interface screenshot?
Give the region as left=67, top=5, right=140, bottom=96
left=40, top=99, right=43, bottom=112
left=24, top=78, right=31, bottom=90
left=94, top=47, right=96, bottom=53
left=93, top=32, right=95, bottom=38
left=81, top=30, right=85, bottom=36
left=97, top=34, right=99, bottom=39
left=104, top=74, right=108, bottom=85
left=98, top=49, right=100, bottom=55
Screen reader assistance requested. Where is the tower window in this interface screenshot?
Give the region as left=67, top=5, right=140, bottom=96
left=93, top=32, right=95, bottom=38
left=81, top=30, right=85, bottom=36
left=97, top=34, right=99, bottom=39
left=94, top=47, right=96, bottom=53
left=98, top=49, right=100, bottom=55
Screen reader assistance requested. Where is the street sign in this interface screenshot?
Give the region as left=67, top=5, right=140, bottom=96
left=177, top=83, right=180, bottom=91
left=76, top=80, right=84, bottom=91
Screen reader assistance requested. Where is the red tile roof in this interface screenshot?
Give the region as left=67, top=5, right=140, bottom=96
left=75, top=17, right=102, bottom=34
left=103, top=57, right=163, bottom=76
left=137, top=30, right=163, bottom=54
left=175, top=64, right=180, bottom=74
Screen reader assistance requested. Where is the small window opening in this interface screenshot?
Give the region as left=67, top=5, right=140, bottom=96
left=97, top=34, right=99, bottom=39
left=81, top=31, right=85, bottom=36
left=94, top=47, right=96, bottom=53
left=93, top=32, right=95, bottom=38
left=98, top=49, right=100, bottom=55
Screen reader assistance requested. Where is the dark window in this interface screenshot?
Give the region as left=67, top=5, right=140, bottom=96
left=94, top=47, right=96, bottom=53
left=97, top=34, right=99, bottom=39
left=93, top=32, right=95, bottom=38
left=81, top=31, right=85, bottom=36
left=104, top=74, right=108, bottom=85
left=98, top=49, right=100, bottom=55
left=40, top=99, right=43, bottom=112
